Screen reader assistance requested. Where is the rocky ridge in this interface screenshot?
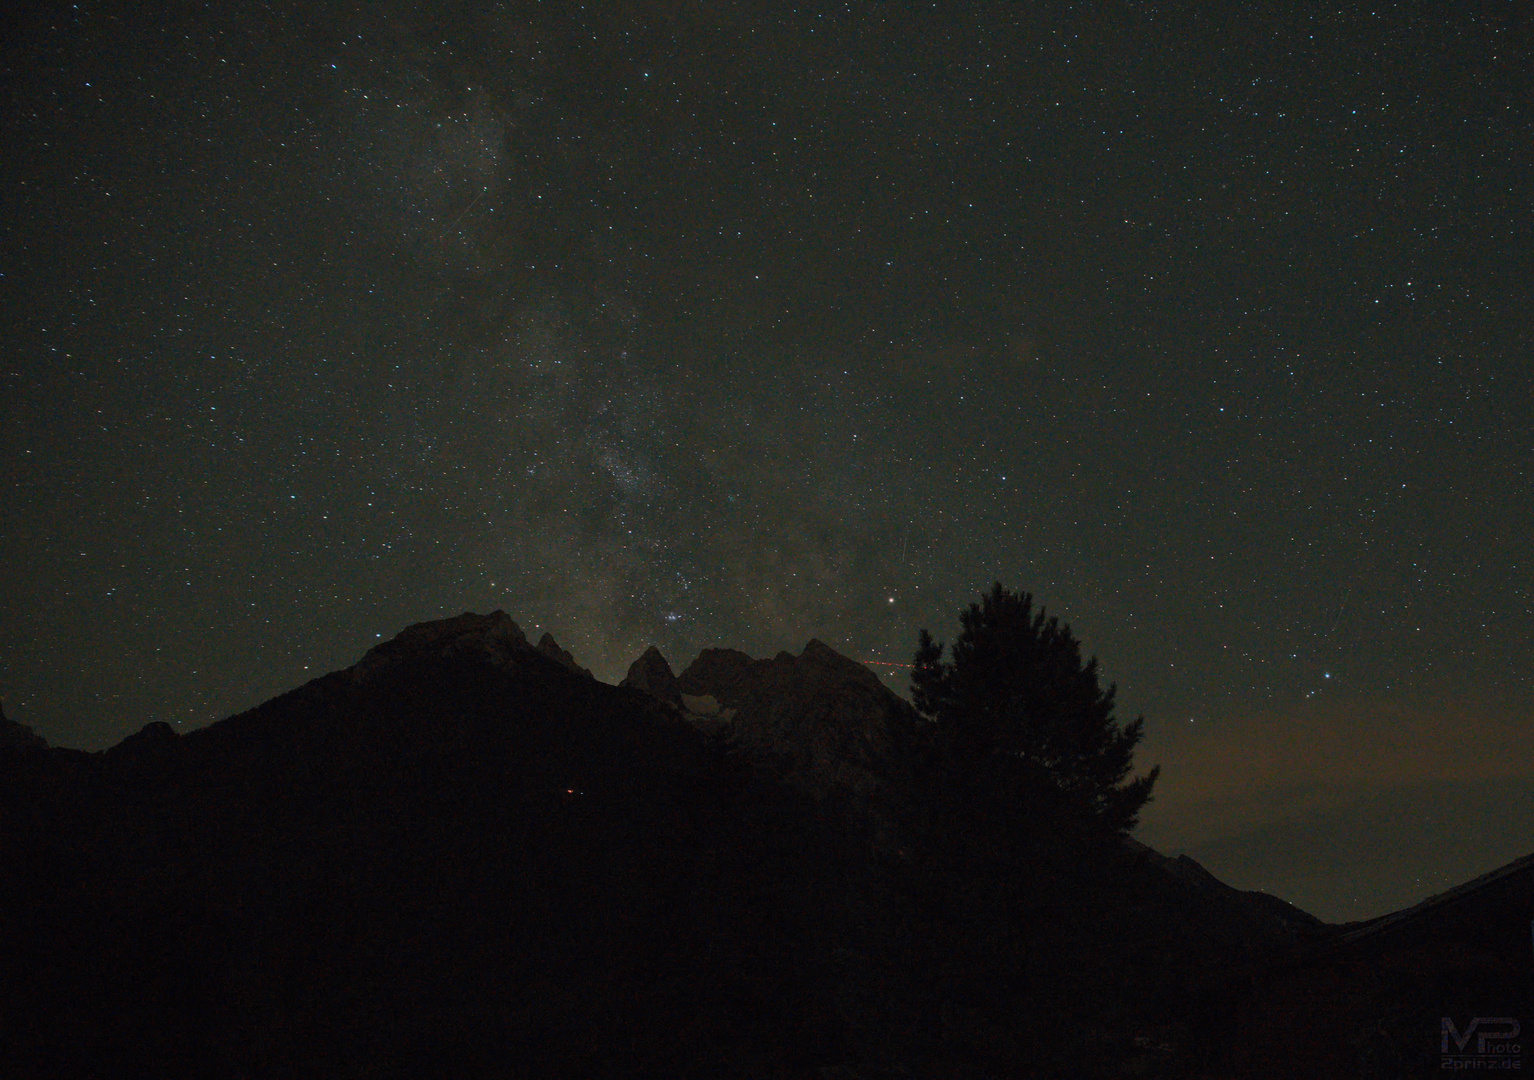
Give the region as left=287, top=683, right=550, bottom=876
left=349, top=609, right=594, bottom=685
left=625, top=638, right=913, bottom=803
left=0, top=699, right=48, bottom=752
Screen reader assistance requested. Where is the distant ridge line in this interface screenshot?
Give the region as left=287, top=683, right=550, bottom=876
left=1301, top=848, right=1534, bottom=960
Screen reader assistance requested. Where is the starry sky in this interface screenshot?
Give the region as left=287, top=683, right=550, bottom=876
left=2, top=1, right=1530, bottom=921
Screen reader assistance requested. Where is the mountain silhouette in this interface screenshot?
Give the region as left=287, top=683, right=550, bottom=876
left=2, top=611, right=1528, bottom=1078
left=0, top=697, right=48, bottom=751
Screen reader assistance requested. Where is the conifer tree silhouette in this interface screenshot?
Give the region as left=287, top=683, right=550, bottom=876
left=911, top=583, right=1159, bottom=833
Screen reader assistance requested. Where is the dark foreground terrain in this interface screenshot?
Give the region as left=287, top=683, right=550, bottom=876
left=3, top=612, right=1529, bottom=1078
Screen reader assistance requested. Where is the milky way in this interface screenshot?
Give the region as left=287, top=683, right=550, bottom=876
left=3, top=3, right=1530, bottom=920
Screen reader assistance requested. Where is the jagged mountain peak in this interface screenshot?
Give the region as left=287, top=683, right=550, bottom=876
left=666, top=638, right=915, bottom=801
left=347, top=610, right=593, bottom=685
left=351, top=609, right=525, bottom=678
left=799, top=636, right=878, bottom=674
left=620, top=645, right=682, bottom=707
left=675, top=638, right=889, bottom=705
left=379, top=609, right=528, bottom=651
left=535, top=631, right=594, bottom=678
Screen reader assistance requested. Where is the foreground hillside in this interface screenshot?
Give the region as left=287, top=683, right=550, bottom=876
left=2, top=612, right=1524, bottom=1077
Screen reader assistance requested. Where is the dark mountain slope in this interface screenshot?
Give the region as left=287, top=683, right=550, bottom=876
left=3, top=614, right=855, bottom=1079
left=0, top=611, right=1374, bottom=1078
left=1210, top=850, right=1534, bottom=1079
left=0, top=698, right=48, bottom=751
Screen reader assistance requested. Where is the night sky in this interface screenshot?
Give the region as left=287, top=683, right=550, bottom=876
left=3, top=2, right=1530, bottom=922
